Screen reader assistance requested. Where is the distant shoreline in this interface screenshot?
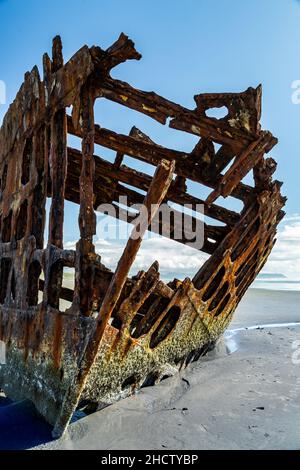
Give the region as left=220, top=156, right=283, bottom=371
left=251, top=282, right=300, bottom=292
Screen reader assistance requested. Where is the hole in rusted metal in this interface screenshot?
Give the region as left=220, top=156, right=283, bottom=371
left=214, top=195, right=244, bottom=214
left=187, top=180, right=212, bottom=200
left=43, top=198, right=51, bottom=246
left=262, top=245, right=270, bottom=258
left=0, top=258, right=12, bottom=304
left=205, top=106, right=228, bottom=119
left=27, top=260, right=42, bottom=306
left=236, top=263, right=257, bottom=298
left=60, top=267, right=75, bottom=311
left=202, top=265, right=226, bottom=302
left=264, top=233, right=272, bottom=248
left=235, top=241, right=259, bottom=277
left=241, top=169, right=255, bottom=187
left=141, top=371, right=158, bottom=387
left=121, top=374, right=137, bottom=390
left=2, top=211, right=12, bottom=243
left=21, top=137, right=33, bottom=185
left=48, top=260, right=64, bottom=310
left=94, top=98, right=199, bottom=153
left=235, top=250, right=259, bottom=288
left=63, top=201, right=80, bottom=245
left=0, top=163, right=8, bottom=192
left=130, top=295, right=170, bottom=338
left=185, top=342, right=214, bottom=365
left=31, top=183, right=47, bottom=249
left=149, top=305, right=181, bottom=349
left=141, top=371, right=172, bottom=388
left=214, top=292, right=231, bottom=316
left=208, top=281, right=229, bottom=312
left=231, top=218, right=260, bottom=261
left=16, top=199, right=28, bottom=241
left=123, top=155, right=155, bottom=177
left=11, top=269, right=16, bottom=301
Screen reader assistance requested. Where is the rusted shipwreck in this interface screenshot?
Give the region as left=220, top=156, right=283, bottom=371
left=0, top=34, right=285, bottom=437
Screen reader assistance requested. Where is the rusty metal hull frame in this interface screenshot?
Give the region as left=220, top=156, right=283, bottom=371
left=0, top=34, right=285, bottom=437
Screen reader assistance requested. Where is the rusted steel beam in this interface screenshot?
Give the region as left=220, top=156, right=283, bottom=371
left=65, top=150, right=228, bottom=254
left=169, top=113, right=254, bottom=153
left=45, top=36, right=67, bottom=309
left=51, top=159, right=175, bottom=436
left=206, top=131, right=278, bottom=204
left=48, top=37, right=67, bottom=248
left=194, top=86, right=262, bottom=133
left=94, top=78, right=258, bottom=153
left=95, top=77, right=183, bottom=124
left=90, top=33, right=142, bottom=74
left=74, top=82, right=98, bottom=316
left=115, top=262, right=160, bottom=328
left=95, top=158, right=175, bottom=332
left=67, top=115, right=254, bottom=202
left=39, top=279, right=73, bottom=303
left=77, top=84, right=96, bottom=241
left=67, top=146, right=240, bottom=226
left=37, top=259, right=173, bottom=308
left=68, top=115, right=189, bottom=167
left=253, top=156, right=278, bottom=191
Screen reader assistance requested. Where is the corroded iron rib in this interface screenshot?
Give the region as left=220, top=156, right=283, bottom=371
left=97, top=158, right=175, bottom=333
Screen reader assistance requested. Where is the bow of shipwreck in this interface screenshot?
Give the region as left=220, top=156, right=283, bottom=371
left=0, top=34, right=286, bottom=437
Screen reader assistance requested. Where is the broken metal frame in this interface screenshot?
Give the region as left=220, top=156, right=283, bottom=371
left=0, top=34, right=286, bottom=437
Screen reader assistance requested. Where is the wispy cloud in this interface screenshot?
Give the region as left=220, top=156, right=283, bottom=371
left=65, top=234, right=208, bottom=282
left=261, top=214, right=300, bottom=281
left=65, top=214, right=300, bottom=285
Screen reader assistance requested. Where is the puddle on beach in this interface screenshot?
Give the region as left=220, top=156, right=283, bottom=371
left=206, top=321, right=300, bottom=360
left=229, top=322, right=300, bottom=332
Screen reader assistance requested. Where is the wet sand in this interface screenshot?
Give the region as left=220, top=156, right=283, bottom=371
left=0, top=288, right=299, bottom=450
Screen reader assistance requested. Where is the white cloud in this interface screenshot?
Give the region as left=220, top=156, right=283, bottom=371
left=130, top=237, right=208, bottom=280
left=64, top=233, right=208, bottom=282
left=261, top=214, right=300, bottom=280
left=63, top=214, right=300, bottom=284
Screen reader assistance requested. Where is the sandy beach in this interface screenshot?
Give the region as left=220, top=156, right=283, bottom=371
left=0, top=287, right=299, bottom=450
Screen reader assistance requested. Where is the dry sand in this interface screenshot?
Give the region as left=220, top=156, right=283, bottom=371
left=0, top=288, right=299, bottom=450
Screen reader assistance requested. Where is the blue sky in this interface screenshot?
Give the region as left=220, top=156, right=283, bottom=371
left=0, top=0, right=299, bottom=285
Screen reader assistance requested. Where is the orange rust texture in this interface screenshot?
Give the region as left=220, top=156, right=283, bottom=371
left=0, top=34, right=286, bottom=436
